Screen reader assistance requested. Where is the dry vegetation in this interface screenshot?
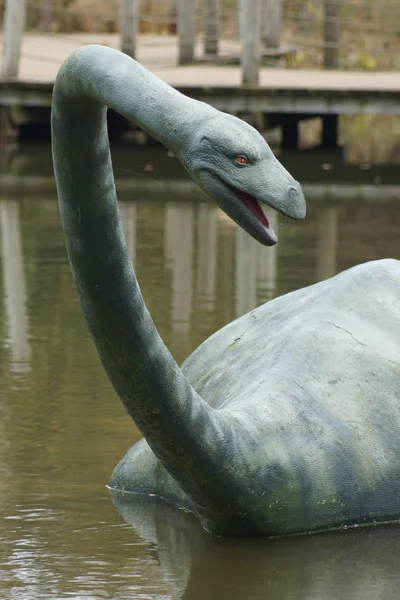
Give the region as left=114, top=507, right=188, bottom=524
left=19, top=0, right=238, bottom=35
left=1, top=0, right=400, bottom=70
left=283, top=0, right=400, bottom=71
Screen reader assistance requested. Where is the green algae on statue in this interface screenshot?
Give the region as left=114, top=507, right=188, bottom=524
left=51, top=45, right=400, bottom=537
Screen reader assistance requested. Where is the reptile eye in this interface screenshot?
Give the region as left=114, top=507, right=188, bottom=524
left=234, top=155, right=248, bottom=165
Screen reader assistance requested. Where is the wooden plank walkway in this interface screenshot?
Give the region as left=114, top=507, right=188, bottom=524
left=1, top=33, right=400, bottom=116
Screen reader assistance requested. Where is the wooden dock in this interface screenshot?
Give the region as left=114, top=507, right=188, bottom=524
left=1, top=34, right=400, bottom=147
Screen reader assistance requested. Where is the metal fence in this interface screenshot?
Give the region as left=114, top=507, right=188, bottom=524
left=1, top=0, right=400, bottom=79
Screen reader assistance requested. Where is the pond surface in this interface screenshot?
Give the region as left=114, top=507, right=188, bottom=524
left=0, top=144, right=399, bottom=599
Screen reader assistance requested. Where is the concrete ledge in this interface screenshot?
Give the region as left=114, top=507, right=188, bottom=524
left=1, top=173, right=398, bottom=203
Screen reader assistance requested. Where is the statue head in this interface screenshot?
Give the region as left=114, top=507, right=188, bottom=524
left=183, top=112, right=306, bottom=246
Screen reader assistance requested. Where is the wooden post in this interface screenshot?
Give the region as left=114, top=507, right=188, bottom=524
left=262, top=0, right=283, bottom=49
left=281, top=116, right=299, bottom=150
left=323, top=0, right=340, bottom=69
left=321, top=114, right=339, bottom=149
left=178, top=0, right=197, bottom=65
left=119, top=0, right=139, bottom=59
left=1, top=0, right=28, bottom=79
left=40, top=0, right=52, bottom=33
left=203, top=0, right=220, bottom=57
left=240, top=0, right=261, bottom=85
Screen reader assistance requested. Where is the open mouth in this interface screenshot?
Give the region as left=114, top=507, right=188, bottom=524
left=215, top=176, right=277, bottom=244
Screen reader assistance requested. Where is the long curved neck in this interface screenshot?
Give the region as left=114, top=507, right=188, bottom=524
left=51, top=45, right=226, bottom=509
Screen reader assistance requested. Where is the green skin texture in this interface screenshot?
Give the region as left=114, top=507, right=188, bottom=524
left=52, top=45, right=400, bottom=537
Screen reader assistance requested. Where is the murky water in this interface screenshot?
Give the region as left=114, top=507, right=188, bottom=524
left=0, top=144, right=400, bottom=599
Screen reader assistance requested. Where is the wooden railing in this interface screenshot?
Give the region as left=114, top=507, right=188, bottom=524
left=2, top=0, right=399, bottom=82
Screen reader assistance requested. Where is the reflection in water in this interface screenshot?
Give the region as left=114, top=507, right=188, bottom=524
left=0, top=200, right=31, bottom=373
left=112, top=491, right=400, bottom=600
left=257, top=209, right=278, bottom=304
left=236, top=227, right=257, bottom=317
left=316, top=206, right=339, bottom=281
left=119, top=201, right=137, bottom=267
left=165, top=202, right=194, bottom=337
left=1, top=145, right=400, bottom=599
left=235, top=209, right=279, bottom=317
left=195, top=204, right=217, bottom=313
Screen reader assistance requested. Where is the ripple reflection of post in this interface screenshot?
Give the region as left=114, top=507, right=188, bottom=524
left=195, top=203, right=217, bottom=314
left=165, top=202, right=194, bottom=339
left=119, top=201, right=137, bottom=268
left=257, top=209, right=278, bottom=304
left=0, top=200, right=31, bottom=373
left=235, top=209, right=278, bottom=317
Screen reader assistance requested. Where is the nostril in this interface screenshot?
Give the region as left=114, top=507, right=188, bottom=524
left=284, top=182, right=306, bottom=220
left=287, top=185, right=299, bottom=200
